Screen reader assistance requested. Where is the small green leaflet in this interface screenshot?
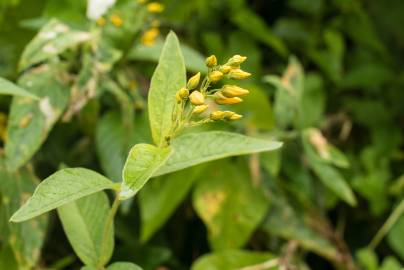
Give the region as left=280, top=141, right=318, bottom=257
left=155, top=131, right=282, bottom=176
left=10, top=168, right=114, bottom=222
left=0, top=77, right=38, bottom=99
left=119, top=144, right=172, bottom=200
left=107, top=262, right=143, bottom=270
left=148, top=31, right=186, bottom=146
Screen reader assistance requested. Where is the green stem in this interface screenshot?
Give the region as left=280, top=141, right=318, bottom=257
left=369, top=198, right=404, bottom=249
left=97, top=194, right=121, bottom=270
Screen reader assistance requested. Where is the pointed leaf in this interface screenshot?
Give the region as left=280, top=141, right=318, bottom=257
left=120, top=144, right=172, bottom=200
left=0, top=77, right=38, bottom=99
left=57, top=191, right=114, bottom=267
left=107, top=262, right=143, bottom=270
left=155, top=131, right=282, bottom=176
left=10, top=168, right=114, bottom=222
left=148, top=32, right=186, bottom=146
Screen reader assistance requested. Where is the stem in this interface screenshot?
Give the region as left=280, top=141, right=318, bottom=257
left=369, top=198, right=404, bottom=249
left=238, top=258, right=279, bottom=270
left=97, top=194, right=121, bottom=270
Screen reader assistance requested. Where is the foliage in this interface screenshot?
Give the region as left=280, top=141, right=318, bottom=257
left=0, top=0, right=404, bottom=269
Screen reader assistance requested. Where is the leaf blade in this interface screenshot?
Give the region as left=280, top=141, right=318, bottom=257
left=0, top=77, right=38, bottom=99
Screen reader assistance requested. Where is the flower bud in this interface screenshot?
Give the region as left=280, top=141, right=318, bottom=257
left=219, top=65, right=232, bottom=74
left=192, top=104, right=209, bottom=114
left=228, top=69, right=251, bottom=80
left=205, top=55, right=217, bottom=67
left=176, top=87, right=189, bottom=102
left=187, top=72, right=201, bottom=90
left=209, top=70, right=223, bottom=82
left=189, top=90, right=205, bottom=105
left=227, top=55, right=247, bottom=67
left=222, top=85, right=249, bottom=97
left=210, top=111, right=226, bottom=120
left=229, top=113, right=242, bottom=120
left=215, top=97, right=243, bottom=105
left=222, top=111, right=235, bottom=119
left=147, top=2, right=165, bottom=13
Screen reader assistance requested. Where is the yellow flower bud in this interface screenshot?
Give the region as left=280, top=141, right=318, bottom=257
left=229, top=113, right=242, bottom=120
left=219, top=65, right=232, bottom=74
left=110, top=14, right=123, bottom=27
left=205, top=55, right=217, bottom=67
left=209, top=70, right=223, bottom=82
left=222, top=111, right=235, bottom=118
left=141, top=28, right=159, bottom=46
left=192, top=104, right=209, bottom=114
left=228, top=69, right=251, bottom=80
left=227, top=55, right=247, bottom=67
left=222, top=85, right=249, bottom=97
left=210, top=111, right=226, bottom=120
left=187, top=72, right=201, bottom=90
left=96, top=17, right=106, bottom=26
left=215, top=97, right=243, bottom=105
left=176, top=87, right=189, bottom=102
left=189, top=90, right=205, bottom=105
left=147, top=2, right=165, bottom=13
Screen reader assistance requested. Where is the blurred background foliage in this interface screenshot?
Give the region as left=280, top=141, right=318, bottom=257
left=0, top=0, right=403, bottom=269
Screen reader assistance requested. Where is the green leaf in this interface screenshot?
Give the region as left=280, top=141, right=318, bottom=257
left=139, top=165, right=205, bottom=242
left=107, top=262, right=143, bottom=270
left=120, top=144, right=172, bottom=200
left=387, top=214, right=404, bottom=260
left=5, top=65, right=70, bottom=172
left=0, top=162, right=48, bottom=268
left=10, top=168, right=114, bottom=222
left=148, top=31, right=186, bottom=146
left=155, top=131, right=282, bottom=176
left=191, top=249, right=275, bottom=270
left=19, top=19, right=91, bottom=71
left=129, top=38, right=206, bottom=73
left=193, top=161, right=269, bottom=250
left=57, top=192, right=113, bottom=267
left=0, top=77, right=38, bottom=99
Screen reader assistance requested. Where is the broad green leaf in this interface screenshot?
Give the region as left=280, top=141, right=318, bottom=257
left=19, top=19, right=91, bottom=71
left=148, top=31, right=186, bottom=146
left=129, top=38, right=206, bottom=73
left=0, top=161, right=48, bottom=268
left=298, top=73, right=325, bottom=128
left=10, top=168, right=114, bottom=222
left=5, top=65, right=70, bottom=172
left=155, top=131, right=282, bottom=176
left=302, top=130, right=356, bottom=206
left=380, top=257, right=403, bottom=270
left=139, top=165, right=205, bottom=242
left=193, top=161, right=269, bottom=250
left=191, top=249, right=275, bottom=270
left=120, top=144, right=172, bottom=200
left=107, top=262, right=143, bottom=270
left=0, top=77, right=38, bottom=99
left=387, top=214, right=404, bottom=260
left=57, top=192, right=113, bottom=267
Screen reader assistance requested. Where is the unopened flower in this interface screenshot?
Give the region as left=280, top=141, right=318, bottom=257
left=189, top=91, right=205, bottom=105
left=110, top=14, right=123, bottom=27
left=141, top=28, right=159, bottom=46
left=222, top=85, right=249, bottom=97
left=187, top=72, right=201, bottom=90
left=176, top=87, right=189, bottom=102
left=228, top=69, right=251, bottom=80
left=209, top=70, right=223, bottom=82
left=227, top=55, right=247, bottom=67
left=96, top=17, right=106, bottom=26
left=229, top=113, right=242, bottom=120
left=205, top=55, right=217, bottom=67
left=215, top=97, right=243, bottom=105
left=210, top=111, right=226, bottom=120
left=147, top=2, right=164, bottom=13
left=192, top=105, right=209, bottom=114
left=219, top=65, right=231, bottom=74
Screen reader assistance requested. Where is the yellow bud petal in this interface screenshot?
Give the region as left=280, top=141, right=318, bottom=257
left=210, top=111, right=226, bottom=120
left=229, top=113, right=242, bottom=120
left=187, top=72, right=201, bottom=90
left=110, top=14, right=123, bottom=27
left=215, top=97, right=243, bottom=105
left=141, top=28, right=159, bottom=46
left=192, top=104, right=209, bottom=114
left=227, top=55, right=247, bottom=67
left=222, top=85, right=249, bottom=97
left=147, top=2, right=165, bottom=13
left=209, top=70, right=223, bottom=82
left=219, top=65, right=232, bottom=74
left=189, top=91, right=205, bottom=105
left=205, top=55, right=217, bottom=67
left=96, top=17, right=106, bottom=26
left=228, top=69, right=251, bottom=80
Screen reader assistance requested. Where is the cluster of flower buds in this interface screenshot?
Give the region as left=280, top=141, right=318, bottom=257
left=171, top=54, right=251, bottom=135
